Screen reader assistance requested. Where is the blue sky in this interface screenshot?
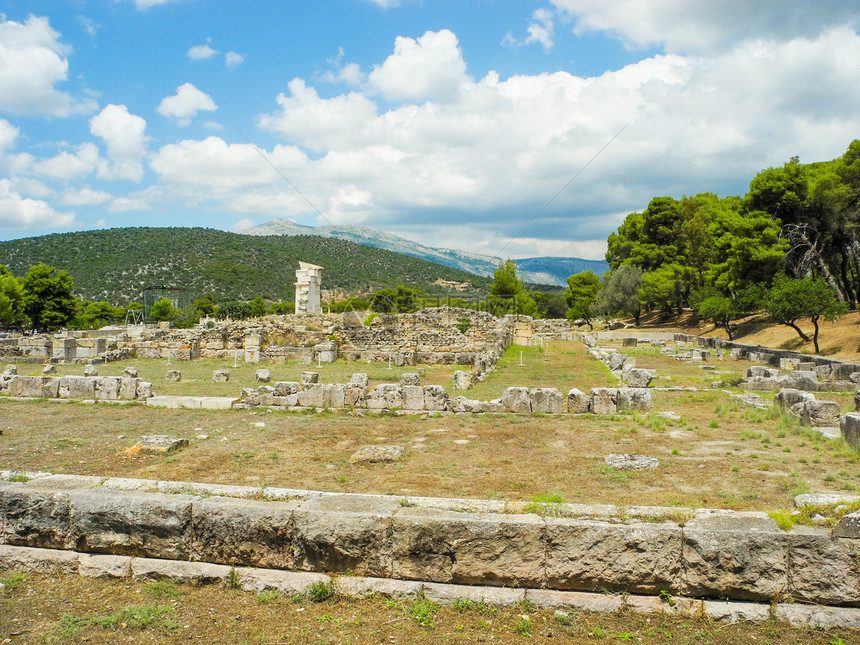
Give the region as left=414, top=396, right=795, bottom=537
left=1, top=0, right=859, bottom=261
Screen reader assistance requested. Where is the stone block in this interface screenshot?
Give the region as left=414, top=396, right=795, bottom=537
left=423, top=385, right=449, bottom=411
left=452, top=370, right=471, bottom=390
left=273, top=381, right=299, bottom=396
left=166, top=370, right=181, bottom=382
left=301, top=371, right=319, bottom=385
left=335, top=575, right=422, bottom=600
left=786, top=531, right=860, bottom=604
left=93, top=376, right=121, bottom=400
left=9, top=376, right=60, bottom=399
left=608, top=353, right=627, bottom=371
left=236, top=568, right=330, bottom=594
left=349, top=373, right=369, bottom=387
left=69, top=489, right=195, bottom=560
left=831, top=510, right=860, bottom=538
left=212, top=370, right=229, bottom=382
left=545, top=518, right=682, bottom=593
left=365, top=384, right=403, bottom=410
left=774, top=603, right=860, bottom=630
left=323, top=383, right=346, bottom=408
left=400, top=373, right=421, bottom=386
left=422, top=581, right=525, bottom=607
left=800, top=400, right=840, bottom=427
left=136, top=382, right=153, bottom=400
left=402, top=384, right=424, bottom=410
left=529, top=388, right=563, bottom=414
left=255, top=369, right=271, bottom=382
left=0, top=544, right=79, bottom=574
left=78, top=553, right=132, bottom=579
left=747, top=366, right=779, bottom=378
left=297, top=383, right=326, bottom=408
left=616, top=387, right=652, bottom=412
left=131, top=558, right=231, bottom=585
left=190, top=496, right=298, bottom=568
left=344, top=385, right=366, bottom=407
left=500, top=387, right=530, bottom=413
left=567, top=388, right=589, bottom=414
left=622, top=338, right=638, bottom=347
left=391, top=507, right=545, bottom=587
left=0, top=481, right=71, bottom=549
left=525, top=588, right=623, bottom=613
left=814, top=364, right=833, bottom=379
left=119, top=377, right=141, bottom=400
left=840, top=413, right=860, bottom=449
left=786, top=370, right=818, bottom=391
left=120, top=367, right=138, bottom=378
left=774, top=388, right=815, bottom=410
left=625, top=369, right=653, bottom=388
left=58, top=376, right=96, bottom=400
left=41, top=364, right=56, bottom=375
left=591, top=388, right=617, bottom=415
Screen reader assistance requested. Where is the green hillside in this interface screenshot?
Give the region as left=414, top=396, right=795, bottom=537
left=0, top=227, right=492, bottom=304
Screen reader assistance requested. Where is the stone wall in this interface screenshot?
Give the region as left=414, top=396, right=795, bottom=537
left=1, top=472, right=859, bottom=607
left=0, top=374, right=152, bottom=401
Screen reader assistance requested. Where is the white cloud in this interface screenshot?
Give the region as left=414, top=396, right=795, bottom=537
left=133, top=0, right=180, bottom=10
left=0, top=119, right=19, bottom=152
left=77, top=15, right=99, bottom=37
left=89, top=104, right=148, bottom=181
left=157, top=83, right=217, bottom=126
left=59, top=187, right=113, bottom=206
left=551, top=0, right=860, bottom=54
left=187, top=43, right=218, bottom=60
left=504, top=8, right=556, bottom=52
left=33, top=142, right=100, bottom=180
left=367, top=0, right=399, bottom=8
left=203, top=120, right=224, bottom=131
left=109, top=196, right=150, bottom=212
left=321, top=49, right=365, bottom=86
left=232, top=217, right=255, bottom=231
left=367, top=30, right=471, bottom=102
left=225, top=51, right=245, bottom=67
left=0, top=15, right=97, bottom=116
left=0, top=178, right=75, bottom=230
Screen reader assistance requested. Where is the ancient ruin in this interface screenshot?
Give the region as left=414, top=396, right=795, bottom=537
left=294, top=261, right=323, bottom=314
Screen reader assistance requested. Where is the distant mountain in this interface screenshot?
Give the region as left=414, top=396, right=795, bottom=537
left=0, top=227, right=492, bottom=303
left=241, top=219, right=608, bottom=286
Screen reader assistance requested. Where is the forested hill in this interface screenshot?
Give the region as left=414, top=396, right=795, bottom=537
left=0, top=227, right=493, bottom=304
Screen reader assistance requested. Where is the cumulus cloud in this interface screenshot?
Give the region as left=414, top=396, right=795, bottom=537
left=33, top=142, right=100, bottom=180
left=157, top=83, right=217, bottom=125
left=109, top=196, right=150, bottom=212
left=187, top=42, right=218, bottom=60
left=225, top=51, right=245, bottom=67
left=367, top=30, right=471, bottom=102
left=321, top=48, right=365, bottom=86
left=551, top=0, right=860, bottom=53
left=0, top=178, right=75, bottom=230
left=89, top=104, right=148, bottom=181
left=0, top=119, right=19, bottom=152
left=0, top=15, right=97, bottom=116
left=59, top=187, right=113, bottom=206
left=504, top=8, right=556, bottom=52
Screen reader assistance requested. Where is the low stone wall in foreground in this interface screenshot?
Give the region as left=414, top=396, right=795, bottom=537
left=0, top=374, right=152, bottom=401
left=1, top=473, right=859, bottom=608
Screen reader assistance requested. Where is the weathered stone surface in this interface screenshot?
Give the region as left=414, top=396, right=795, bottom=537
left=69, top=489, right=195, bottom=559
left=616, top=388, right=652, bottom=412
left=423, top=385, right=449, bottom=411
left=131, top=557, right=230, bottom=584
left=786, top=531, right=860, bottom=603
left=349, top=445, right=404, bottom=464
left=400, top=372, right=421, bottom=386
left=138, top=435, right=188, bottom=454
left=0, top=481, right=71, bottom=548
left=365, top=384, right=402, bottom=410
left=451, top=396, right=484, bottom=413
left=402, top=384, right=424, bottom=410
left=800, top=400, right=840, bottom=427
left=391, top=508, right=544, bottom=586
left=136, top=382, right=153, bottom=400
left=291, top=495, right=397, bottom=577
left=0, top=544, right=79, bottom=573
left=297, top=383, right=326, bottom=407
left=452, top=370, right=471, bottom=390
left=795, top=492, right=860, bottom=508
left=9, top=376, right=60, bottom=398
left=681, top=513, right=787, bottom=600
left=120, top=367, right=138, bottom=378
left=344, top=385, right=366, bottom=407
left=529, top=388, right=563, bottom=414
left=335, top=575, right=422, bottom=599
left=775, top=603, right=860, bottom=629
left=774, top=388, right=815, bottom=410
left=567, top=388, right=589, bottom=414
left=301, top=371, right=319, bottom=385
left=831, top=510, right=860, bottom=538
left=525, top=588, right=623, bottom=613
left=41, top=364, right=57, bottom=375
left=323, top=383, right=345, bottom=408
left=58, top=376, right=95, bottom=400
left=422, top=581, right=525, bottom=607
left=591, top=388, right=617, bottom=415
left=747, top=366, right=779, bottom=378
left=625, top=369, right=653, bottom=388
left=95, top=376, right=121, bottom=400
left=118, top=377, right=141, bottom=400
left=604, top=454, right=659, bottom=470
left=349, top=373, right=369, bottom=388
left=255, top=369, right=271, bottom=382
left=78, top=553, right=132, bottom=578
left=841, top=412, right=860, bottom=450
left=703, top=600, right=770, bottom=623
left=190, top=496, right=298, bottom=568
left=3, top=364, right=17, bottom=375
left=499, top=387, right=530, bottom=413
left=165, top=370, right=181, bottom=382
left=786, top=370, right=818, bottom=391
left=583, top=335, right=597, bottom=348
left=237, top=568, right=330, bottom=594
left=545, top=519, right=681, bottom=593
left=608, top=353, right=627, bottom=371
left=273, top=381, right=299, bottom=396
left=212, top=370, right=229, bottom=382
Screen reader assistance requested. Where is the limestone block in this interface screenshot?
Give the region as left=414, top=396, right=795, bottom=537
left=0, top=544, right=79, bottom=574
left=335, top=575, right=422, bottom=600
left=744, top=375, right=788, bottom=391
left=402, top=384, right=424, bottom=410
left=452, top=370, right=471, bottom=390
left=583, top=335, right=597, bottom=348
left=422, top=581, right=525, bottom=607
left=622, top=338, right=638, bottom=347
left=841, top=413, right=860, bottom=450
left=832, top=511, right=860, bottom=538
left=608, top=353, right=627, bottom=371
left=236, top=568, right=330, bottom=594
left=774, top=603, right=860, bottom=630
left=0, top=481, right=71, bottom=548
left=350, top=446, right=404, bottom=464
left=273, top=381, right=299, bottom=396
left=291, top=495, right=398, bottom=577
left=423, top=385, right=449, bottom=411
left=84, top=365, right=98, bottom=376
left=190, top=496, right=298, bottom=568
left=297, top=383, right=326, bottom=408
left=212, top=370, right=229, bottom=382
left=774, top=388, right=815, bottom=410
left=166, top=370, right=181, bottom=382
left=452, top=397, right=485, bottom=413
left=747, top=366, right=779, bottom=378
left=545, top=518, right=683, bottom=593
left=131, top=558, right=231, bottom=585
left=567, top=388, right=589, bottom=414
left=800, top=400, right=840, bottom=427
left=529, top=388, right=563, bottom=414
left=591, top=388, right=617, bottom=415
left=855, top=390, right=860, bottom=412
left=400, top=373, right=421, bottom=386
left=366, top=384, right=403, bottom=410
left=301, top=371, right=319, bottom=385
left=832, top=363, right=860, bottom=380
left=78, top=553, right=132, bottom=579
left=69, top=489, right=195, bottom=560
left=616, top=388, right=653, bottom=412
left=625, top=369, right=653, bottom=388
left=120, top=367, right=138, bottom=378
left=3, top=364, right=17, bottom=375
left=391, top=507, right=545, bottom=587
left=58, top=376, right=96, bottom=400
left=786, top=370, right=818, bottom=391
left=814, top=364, right=833, bottom=379
left=9, top=376, right=60, bottom=399
left=349, top=373, right=369, bottom=388
left=500, top=387, right=531, bottom=413
left=785, top=532, right=860, bottom=604
left=119, top=377, right=141, bottom=400
left=526, top=589, right=623, bottom=613
left=136, top=382, right=153, bottom=400
left=323, top=383, right=345, bottom=408
left=41, top=364, right=56, bottom=375
left=703, top=600, right=770, bottom=623
left=681, top=514, right=787, bottom=601
left=344, top=385, right=366, bottom=408
left=255, top=369, right=271, bottom=383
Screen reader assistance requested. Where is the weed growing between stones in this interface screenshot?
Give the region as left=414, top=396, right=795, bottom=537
left=308, top=580, right=335, bottom=602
